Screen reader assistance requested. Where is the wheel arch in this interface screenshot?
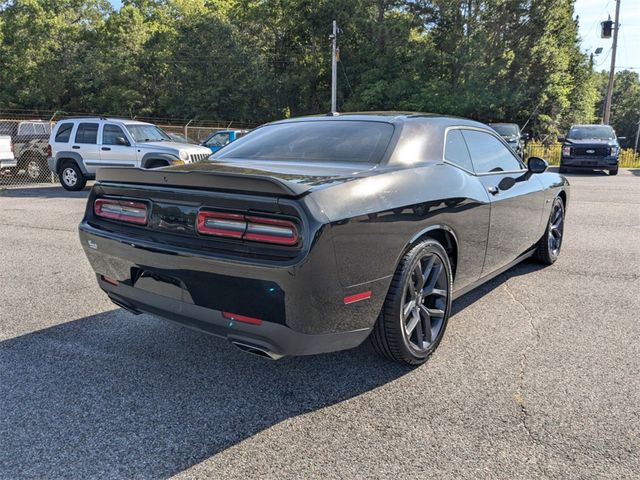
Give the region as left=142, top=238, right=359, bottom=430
left=140, top=153, right=177, bottom=168
left=54, top=152, right=88, bottom=175
left=403, top=225, right=459, bottom=280
left=557, top=189, right=567, bottom=208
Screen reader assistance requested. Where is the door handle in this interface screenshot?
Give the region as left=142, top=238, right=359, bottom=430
left=101, top=147, right=111, bottom=151
left=72, top=145, right=80, bottom=149
left=487, top=186, right=499, bottom=195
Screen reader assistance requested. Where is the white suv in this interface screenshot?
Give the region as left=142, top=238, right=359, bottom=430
left=47, top=117, right=212, bottom=190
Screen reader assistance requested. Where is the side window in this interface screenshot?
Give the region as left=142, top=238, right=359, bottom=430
left=206, top=133, right=230, bottom=147
left=461, top=130, right=523, bottom=173
left=75, top=123, right=99, bottom=144
left=55, top=123, right=74, bottom=143
left=444, top=129, right=474, bottom=172
left=102, top=124, right=128, bottom=145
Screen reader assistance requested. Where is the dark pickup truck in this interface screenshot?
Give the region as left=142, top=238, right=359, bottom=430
left=559, top=124, right=624, bottom=176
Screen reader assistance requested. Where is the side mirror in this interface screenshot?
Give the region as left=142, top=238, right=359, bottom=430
left=527, top=156, right=548, bottom=174
left=116, top=136, right=129, bottom=146
left=618, top=136, right=627, bottom=147
left=557, top=136, right=566, bottom=143
left=521, top=133, right=529, bottom=140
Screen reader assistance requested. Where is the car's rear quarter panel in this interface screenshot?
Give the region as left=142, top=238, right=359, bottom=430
left=310, top=164, right=492, bottom=294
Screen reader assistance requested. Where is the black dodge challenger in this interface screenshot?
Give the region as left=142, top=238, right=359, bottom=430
left=79, top=113, right=569, bottom=365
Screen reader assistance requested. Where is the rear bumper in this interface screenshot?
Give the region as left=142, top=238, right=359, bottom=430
left=102, top=276, right=371, bottom=357
left=79, top=222, right=388, bottom=356
left=560, top=156, right=618, bottom=168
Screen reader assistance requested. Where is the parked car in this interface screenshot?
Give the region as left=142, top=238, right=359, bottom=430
left=79, top=113, right=569, bottom=365
left=166, top=132, right=198, bottom=144
left=0, top=120, right=51, bottom=180
left=0, top=135, right=16, bottom=175
left=559, top=124, right=623, bottom=175
left=202, top=129, right=248, bottom=152
left=48, top=117, right=212, bottom=191
left=488, top=123, right=527, bottom=157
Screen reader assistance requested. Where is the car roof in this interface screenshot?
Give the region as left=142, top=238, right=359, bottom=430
left=268, top=112, right=489, bottom=129
left=570, top=124, right=613, bottom=128
left=58, top=117, right=153, bottom=126
left=488, top=122, right=519, bottom=127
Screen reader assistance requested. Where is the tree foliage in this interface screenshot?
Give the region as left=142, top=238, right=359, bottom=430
left=0, top=0, right=624, bottom=137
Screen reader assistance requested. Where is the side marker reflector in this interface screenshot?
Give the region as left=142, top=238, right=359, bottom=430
left=343, top=291, right=372, bottom=305
left=222, top=311, right=263, bottom=325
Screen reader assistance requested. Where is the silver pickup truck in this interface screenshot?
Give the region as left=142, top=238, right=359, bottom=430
left=0, top=135, right=16, bottom=173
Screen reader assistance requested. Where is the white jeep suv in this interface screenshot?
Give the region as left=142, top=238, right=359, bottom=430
left=47, top=117, right=212, bottom=190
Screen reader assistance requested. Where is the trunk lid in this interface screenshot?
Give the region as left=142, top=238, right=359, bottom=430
left=96, top=159, right=378, bottom=197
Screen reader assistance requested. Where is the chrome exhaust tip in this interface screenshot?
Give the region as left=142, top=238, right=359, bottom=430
left=231, top=341, right=284, bottom=360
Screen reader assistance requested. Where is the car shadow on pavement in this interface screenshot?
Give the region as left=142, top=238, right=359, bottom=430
left=0, top=260, right=546, bottom=478
left=0, top=309, right=410, bottom=478
left=0, top=185, right=90, bottom=199
left=629, top=169, right=640, bottom=176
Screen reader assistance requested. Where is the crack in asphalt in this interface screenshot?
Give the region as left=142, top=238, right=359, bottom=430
left=0, top=221, right=75, bottom=233
left=503, top=281, right=547, bottom=477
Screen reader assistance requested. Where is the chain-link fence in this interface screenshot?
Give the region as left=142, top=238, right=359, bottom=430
left=2, top=112, right=640, bottom=188
left=0, top=112, right=257, bottom=187
left=524, top=142, right=640, bottom=168
left=0, top=118, right=57, bottom=187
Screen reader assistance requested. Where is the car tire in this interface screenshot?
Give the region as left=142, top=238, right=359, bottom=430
left=533, top=196, right=565, bottom=265
left=609, top=167, right=618, bottom=176
left=59, top=162, right=87, bottom=191
left=21, top=153, right=49, bottom=182
left=369, top=238, right=453, bottom=365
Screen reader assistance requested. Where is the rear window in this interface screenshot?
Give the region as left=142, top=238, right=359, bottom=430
left=17, top=122, right=50, bottom=136
left=55, top=123, right=74, bottom=143
left=213, top=121, right=394, bottom=164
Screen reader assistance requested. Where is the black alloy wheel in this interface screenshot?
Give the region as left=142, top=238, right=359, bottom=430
left=370, top=239, right=452, bottom=365
left=534, top=196, right=565, bottom=265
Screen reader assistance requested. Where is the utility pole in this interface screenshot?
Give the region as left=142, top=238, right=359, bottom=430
left=603, top=0, right=621, bottom=124
left=330, top=20, right=338, bottom=114
left=634, top=113, right=640, bottom=153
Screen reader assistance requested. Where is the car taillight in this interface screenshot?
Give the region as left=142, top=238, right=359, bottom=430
left=197, top=211, right=245, bottom=239
left=245, top=216, right=299, bottom=245
left=94, top=198, right=148, bottom=225
left=47, top=144, right=52, bottom=157
left=196, top=210, right=299, bottom=246
left=562, top=146, right=571, bottom=156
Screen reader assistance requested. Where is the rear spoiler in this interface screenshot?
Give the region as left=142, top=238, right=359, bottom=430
left=95, top=167, right=310, bottom=197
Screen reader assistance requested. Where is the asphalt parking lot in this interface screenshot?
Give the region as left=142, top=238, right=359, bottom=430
left=0, top=169, right=638, bottom=479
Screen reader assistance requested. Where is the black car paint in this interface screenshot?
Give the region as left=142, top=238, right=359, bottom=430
left=79, top=114, right=569, bottom=358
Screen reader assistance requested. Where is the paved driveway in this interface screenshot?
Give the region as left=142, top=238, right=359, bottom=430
left=0, top=170, right=638, bottom=479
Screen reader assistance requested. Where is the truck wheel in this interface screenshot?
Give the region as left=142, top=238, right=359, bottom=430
left=59, top=162, right=87, bottom=191
left=22, top=153, right=49, bottom=182
left=609, top=167, right=618, bottom=176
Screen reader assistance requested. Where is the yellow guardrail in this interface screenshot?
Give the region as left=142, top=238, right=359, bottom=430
left=524, top=142, right=640, bottom=168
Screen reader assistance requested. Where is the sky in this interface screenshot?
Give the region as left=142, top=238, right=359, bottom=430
left=575, top=0, right=639, bottom=72
left=107, top=0, right=639, bottom=72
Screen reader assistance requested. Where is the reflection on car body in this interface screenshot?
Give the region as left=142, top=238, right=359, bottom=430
left=79, top=113, right=569, bottom=365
